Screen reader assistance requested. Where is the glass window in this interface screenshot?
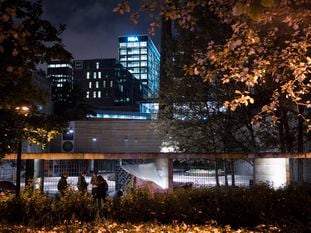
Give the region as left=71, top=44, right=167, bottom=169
left=141, top=61, right=147, bottom=67
left=96, top=62, right=99, bottom=69
left=110, top=81, right=113, bottom=87
left=93, top=91, right=96, bottom=98
left=93, top=72, right=97, bottom=79
left=121, top=62, right=127, bottom=67
left=96, top=81, right=99, bottom=88
left=140, top=41, right=147, bottom=47
left=141, top=48, right=147, bottom=54
left=128, top=55, right=139, bottom=61
left=128, top=48, right=139, bottom=54
left=103, top=80, right=106, bottom=88
left=98, top=72, right=101, bottom=79
left=119, top=42, right=127, bottom=48
left=89, top=82, right=92, bottom=88
left=131, top=68, right=140, bottom=73
left=141, top=68, right=147, bottom=73
left=120, top=49, right=126, bottom=55
left=98, top=91, right=101, bottom=98
left=127, top=42, right=139, bottom=47
left=120, top=56, right=127, bottom=61
left=86, top=72, right=90, bottom=79
left=120, top=85, right=123, bottom=92
left=141, top=73, right=147, bottom=79
left=134, top=74, right=140, bottom=79
left=86, top=91, right=89, bottom=98
left=128, top=62, right=140, bottom=67
left=140, top=55, right=147, bottom=60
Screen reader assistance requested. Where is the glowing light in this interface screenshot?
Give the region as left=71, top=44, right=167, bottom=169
left=127, top=36, right=139, bottom=42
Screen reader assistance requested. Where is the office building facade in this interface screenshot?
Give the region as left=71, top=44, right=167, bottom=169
left=73, top=59, right=142, bottom=113
left=47, top=61, right=73, bottom=104
left=118, top=35, right=160, bottom=99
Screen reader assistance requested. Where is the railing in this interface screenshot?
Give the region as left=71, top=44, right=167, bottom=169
left=1, top=153, right=311, bottom=196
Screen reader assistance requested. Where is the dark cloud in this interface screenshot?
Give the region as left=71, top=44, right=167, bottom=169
left=42, top=0, right=160, bottom=60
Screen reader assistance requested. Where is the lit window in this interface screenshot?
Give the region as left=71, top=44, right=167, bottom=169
left=120, top=56, right=127, bottom=61
left=98, top=91, right=101, bottom=98
left=121, top=62, right=126, bottom=67
left=141, top=68, right=147, bottom=73
left=134, top=74, right=140, bottom=79
left=140, top=41, right=147, bottom=47
left=93, top=91, right=96, bottom=98
left=96, top=81, right=99, bottom=88
left=141, top=61, right=147, bottom=67
left=96, top=62, right=99, bottom=69
left=128, top=55, right=139, bottom=61
left=86, top=91, right=89, bottom=98
left=141, top=48, right=147, bottom=54
left=128, top=48, right=139, bottom=54
left=98, top=72, right=101, bottom=79
left=120, top=49, right=126, bottom=55
left=120, top=85, right=123, bottom=92
left=86, top=72, right=90, bottom=79
left=94, top=72, right=97, bottom=79
left=128, top=62, right=140, bottom=67
left=89, top=82, right=92, bottom=88
left=141, top=73, right=147, bottom=79
left=127, top=42, right=139, bottom=47
left=103, top=81, right=106, bottom=88
left=141, top=55, right=147, bottom=60
left=120, top=43, right=127, bottom=48
left=110, top=81, right=113, bottom=87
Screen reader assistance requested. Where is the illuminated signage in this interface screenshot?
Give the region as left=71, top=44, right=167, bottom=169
left=127, top=36, right=139, bottom=42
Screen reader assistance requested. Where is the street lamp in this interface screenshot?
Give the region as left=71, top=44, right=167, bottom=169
left=15, top=105, right=30, bottom=196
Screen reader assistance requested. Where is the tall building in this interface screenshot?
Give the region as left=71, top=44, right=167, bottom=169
left=73, top=59, right=142, bottom=114
left=118, top=35, right=160, bottom=99
left=46, top=61, right=73, bottom=104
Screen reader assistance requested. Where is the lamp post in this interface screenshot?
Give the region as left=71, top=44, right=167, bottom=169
left=15, top=106, right=30, bottom=196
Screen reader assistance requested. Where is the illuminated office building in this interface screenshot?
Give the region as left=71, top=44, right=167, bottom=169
left=47, top=61, right=73, bottom=104
left=73, top=59, right=142, bottom=113
left=118, top=35, right=160, bottom=99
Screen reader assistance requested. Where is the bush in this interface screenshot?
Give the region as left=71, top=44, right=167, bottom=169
left=0, top=184, right=310, bottom=232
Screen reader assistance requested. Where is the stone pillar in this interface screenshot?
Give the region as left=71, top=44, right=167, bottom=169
left=254, top=158, right=289, bottom=189
left=34, top=159, right=44, bottom=192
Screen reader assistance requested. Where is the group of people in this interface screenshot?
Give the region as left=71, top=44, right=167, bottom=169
left=57, top=170, right=109, bottom=206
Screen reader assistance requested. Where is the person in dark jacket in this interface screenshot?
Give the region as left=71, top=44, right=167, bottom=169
left=90, top=170, right=98, bottom=197
left=57, top=173, right=68, bottom=196
left=77, top=171, right=88, bottom=193
left=96, top=175, right=108, bottom=207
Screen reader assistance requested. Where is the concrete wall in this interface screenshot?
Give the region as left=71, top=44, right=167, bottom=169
left=50, top=119, right=163, bottom=153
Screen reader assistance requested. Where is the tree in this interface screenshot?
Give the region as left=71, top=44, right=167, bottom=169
left=0, top=0, right=71, bottom=156
left=115, top=0, right=311, bottom=153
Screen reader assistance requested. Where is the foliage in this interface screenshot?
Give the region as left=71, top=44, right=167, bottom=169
left=0, top=221, right=281, bottom=233
left=0, top=0, right=71, bottom=157
left=114, top=0, right=311, bottom=153
left=0, top=185, right=311, bottom=232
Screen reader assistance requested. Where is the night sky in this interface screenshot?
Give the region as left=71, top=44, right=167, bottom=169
left=42, top=0, right=161, bottom=60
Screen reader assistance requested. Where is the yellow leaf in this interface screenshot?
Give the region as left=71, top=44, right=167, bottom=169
left=261, top=0, right=275, bottom=8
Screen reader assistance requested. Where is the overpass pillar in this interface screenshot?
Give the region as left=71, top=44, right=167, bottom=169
left=254, top=158, right=290, bottom=188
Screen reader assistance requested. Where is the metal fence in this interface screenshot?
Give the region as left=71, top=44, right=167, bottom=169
left=1, top=157, right=311, bottom=196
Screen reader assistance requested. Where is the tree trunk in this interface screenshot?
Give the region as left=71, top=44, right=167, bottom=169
left=231, top=159, right=236, bottom=186
left=297, top=106, right=304, bottom=184
left=215, top=159, right=220, bottom=186
left=224, top=159, right=228, bottom=186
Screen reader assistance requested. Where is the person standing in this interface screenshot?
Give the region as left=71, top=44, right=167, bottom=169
left=57, top=173, right=68, bottom=196
left=77, top=171, right=88, bottom=193
left=90, top=170, right=98, bottom=197
left=96, top=175, right=108, bottom=207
